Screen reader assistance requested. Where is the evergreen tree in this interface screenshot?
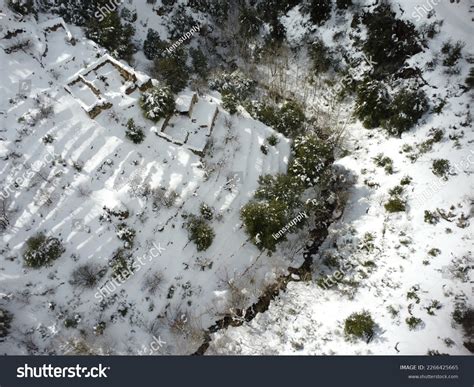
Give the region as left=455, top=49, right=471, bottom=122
left=289, top=134, right=333, bottom=188
left=153, top=50, right=189, bottom=93
left=85, top=11, right=135, bottom=62
left=143, top=29, right=168, bottom=60
left=240, top=200, right=288, bottom=252
left=309, top=0, right=332, bottom=26
left=140, top=86, right=175, bottom=122
left=125, top=118, right=145, bottom=144
left=362, top=3, right=422, bottom=75
left=190, top=48, right=208, bottom=78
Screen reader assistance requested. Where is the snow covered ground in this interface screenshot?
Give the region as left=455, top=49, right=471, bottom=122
left=0, top=0, right=472, bottom=357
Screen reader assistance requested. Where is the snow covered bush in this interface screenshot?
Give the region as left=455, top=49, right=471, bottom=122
left=199, top=203, right=214, bottom=221
left=70, top=263, right=105, bottom=289
left=344, top=311, right=375, bottom=342
left=140, top=86, right=175, bottom=122
left=7, top=0, right=35, bottom=15
left=38, top=0, right=111, bottom=26
left=125, top=118, right=145, bottom=144
left=186, top=216, right=215, bottom=252
left=142, top=271, right=164, bottom=295
left=23, top=233, right=65, bottom=268
left=289, top=134, right=333, bottom=188
left=0, top=308, right=12, bottom=341
left=116, top=223, right=136, bottom=248
left=151, top=187, right=179, bottom=209
left=222, top=92, right=239, bottom=115
left=441, top=40, right=464, bottom=68
left=209, top=71, right=256, bottom=101
left=245, top=100, right=304, bottom=138
left=240, top=200, right=288, bottom=252
left=110, top=249, right=134, bottom=280
left=255, top=174, right=304, bottom=212
left=384, top=88, right=428, bottom=137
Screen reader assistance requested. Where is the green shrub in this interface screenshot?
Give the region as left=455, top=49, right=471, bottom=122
left=309, top=38, right=333, bottom=74
left=0, top=309, right=12, bottom=340
left=441, top=40, right=464, bottom=67
left=274, top=101, right=305, bottom=138
left=255, top=174, right=304, bottom=211
left=190, top=47, right=208, bottom=78
left=222, top=92, right=239, bottom=114
left=384, top=197, right=406, bottom=213
left=239, top=4, right=263, bottom=38
left=289, top=134, right=333, bottom=188
left=362, top=3, right=422, bottom=74
left=186, top=216, right=215, bottom=251
left=23, top=233, right=65, bottom=268
left=64, top=317, right=79, bottom=328
left=267, top=134, right=279, bottom=146
left=209, top=71, right=256, bottom=101
left=344, top=311, right=375, bottom=341
left=93, top=321, right=106, bottom=336
left=406, top=316, right=423, bottom=330
left=432, top=159, right=451, bottom=179
left=384, top=89, right=428, bottom=137
left=355, top=79, right=391, bottom=129
left=140, top=86, right=175, bottom=122
left=125, top=118, right=145, bottom=144
left=373, top=153, right=393, bottom=174
left=240, top=200, right=288, bottom=252
left=400, top=176, right=412, bottom=186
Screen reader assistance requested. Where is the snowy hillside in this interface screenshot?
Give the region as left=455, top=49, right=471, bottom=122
left=209, top=0, right=474, bottom=355
left=0, top=0, right=472, bottom=357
